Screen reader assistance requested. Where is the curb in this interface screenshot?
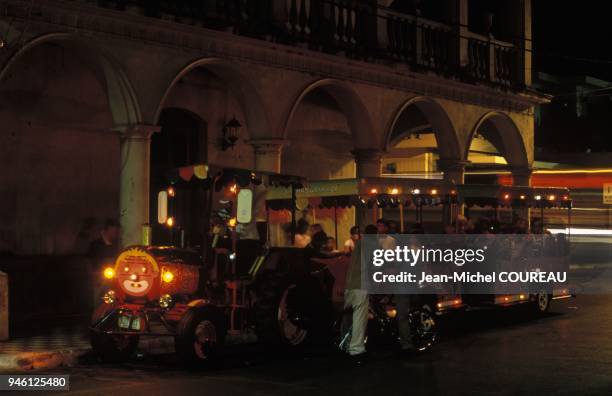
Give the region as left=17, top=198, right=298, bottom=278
left=0, top=337, right=176, bottom=373
left=0, top=348, right=90, bottom=373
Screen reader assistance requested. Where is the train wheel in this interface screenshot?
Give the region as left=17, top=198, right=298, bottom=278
left=533, top=292, right=552, bottom=313
left=253, top=275, right=332, bottom=349
left=90, top=331, right=139, bottom=363
left=410, top=304, right=437, bottom=352
left=175, top=307, right=225, bottom=366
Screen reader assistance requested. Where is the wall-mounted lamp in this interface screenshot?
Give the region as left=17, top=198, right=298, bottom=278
left=221, top=116, right=241, bottom=151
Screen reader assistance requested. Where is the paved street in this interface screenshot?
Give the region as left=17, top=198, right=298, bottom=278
left=25, top=295, right=611, bottom=396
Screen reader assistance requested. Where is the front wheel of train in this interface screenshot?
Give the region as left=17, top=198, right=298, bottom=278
left=409, top=303, right=437, bottom=352
left=175, top=306, right=226, bottom=367
left=253, top=277, right=333, bottom=350
left=90, top=331, right=139, bottom=363
left=533, top=291, right=552, bottom=314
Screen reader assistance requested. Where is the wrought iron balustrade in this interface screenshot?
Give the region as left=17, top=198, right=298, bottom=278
left=85, top=0, right=524, bottom=88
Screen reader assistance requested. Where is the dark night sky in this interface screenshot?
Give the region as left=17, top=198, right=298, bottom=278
left=532, top=1, right=612, bottom=152
left=533, top=1, right=612, bottom=80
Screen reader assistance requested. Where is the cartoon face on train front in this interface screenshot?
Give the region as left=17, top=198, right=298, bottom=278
left=115, top=251, right=159, bottom=297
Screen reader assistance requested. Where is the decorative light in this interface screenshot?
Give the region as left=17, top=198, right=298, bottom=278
left=103, top=267, right=115, bottom=279
left=534, top=195, right=542, bottom=201
left=563, top=195, right=569, bottom=200
left=167, top=187, right=175, bottom=197
left=141, top=266, right=147, bottom=273
left=221, top=116, right=241, bottom=151
left=503, top=193, right=510, bottom=200
left=229, top=184, right=238, bottom=194
left=228, top=217, right=237, bottom=227
left=162, top=270, right=174, bottom=283
left=130, top=273, right=138, bottom=281
left=413, top=189, right=421, bottom=195
left=390, top=188, right=399, bottom=195
left=159, top=294, right=173, bottom=309
left=103, top=290, right=116, bottom=304
left=370, top=188, right=378, bottom=194
left=548, top=195, right=556, bottom=201
left=430, top=189, right=438, bottom=195
left=166, top=217, right=174, bottom=227
left=520, top=195, right=526, bottom=200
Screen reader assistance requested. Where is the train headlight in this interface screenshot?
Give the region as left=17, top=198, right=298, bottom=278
left=159, top=294, right=173, bottom=308
left=103, top=290, right=116, bottom=304
left=162, top=270, right=174, bottom=283
left=103, top=267, right=115, bottom=279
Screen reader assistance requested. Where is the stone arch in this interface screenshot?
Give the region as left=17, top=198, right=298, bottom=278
left=466, top=111, right=529, bottom=169
left=154, top=58, right=269, bottom=138
left=282, top=78, right=377, bottom=149
left=0, top=32, right=142, bottom=127
left=384, top=95, right=462, bottom=161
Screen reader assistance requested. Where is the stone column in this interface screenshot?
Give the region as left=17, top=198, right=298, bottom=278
left=118, top=124, right=160, bottom=247
left=519, top=0, right=532, bottom=87
left=352, top=148, right=382, bottom=178
left=438, top=159, right=468, bottom=220
left=352, top=148, right=382, bottom=226
left=512, top=166, right=532, bottom=187
left=438, top=159, right=467, bottom=185
left=249, top=139, right=286, bottom=173
left=450, top=0, right=469, bottom=69
left=512, top=167, right=533, bottom=230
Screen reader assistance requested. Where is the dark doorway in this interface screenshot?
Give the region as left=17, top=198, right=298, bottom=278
left=150, top=108, right=208, bottom=247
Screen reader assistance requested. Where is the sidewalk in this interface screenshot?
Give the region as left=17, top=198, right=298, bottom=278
left=0, top=324, right=90, bottom=373
left=0, top=323, right=175, bottom=373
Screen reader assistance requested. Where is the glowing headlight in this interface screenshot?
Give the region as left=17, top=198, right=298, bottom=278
left=162, top=270, right=174, bottom=283
left=159, top=294, right=173, bottom=308
left=103, top=290, right=116, bottom=304
left=103, top=267, right=115, bottom=279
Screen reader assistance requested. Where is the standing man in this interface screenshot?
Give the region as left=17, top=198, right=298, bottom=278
left=343, top=225, right=360, bottom=255
left=89, top=219, right=120, bottom=307
left=376, top=219, right=396, bottom=249
left=88, top=218, right=120, bottom=262
left=377, top=218, right=417, bottom=355
left=344, top=224, right=377, bottom=365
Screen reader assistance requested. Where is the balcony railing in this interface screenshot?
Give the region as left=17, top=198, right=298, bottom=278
left=466, top=32, right=519, bottom=87
left=86, top=0, right=525, bottom=89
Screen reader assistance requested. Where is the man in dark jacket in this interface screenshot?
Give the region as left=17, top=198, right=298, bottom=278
left=89, top=219, right=120, bottom=307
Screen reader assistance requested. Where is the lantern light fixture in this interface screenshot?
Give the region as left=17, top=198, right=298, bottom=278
left=221, top=116, right=241, bottom=151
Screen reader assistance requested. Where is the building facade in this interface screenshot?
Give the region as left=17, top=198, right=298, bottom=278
left=0, top=0, right=544, bottom=254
